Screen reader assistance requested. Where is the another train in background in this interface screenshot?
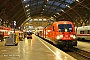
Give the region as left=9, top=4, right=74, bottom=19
left=0, top=26, right=24, bottom=41
left=76, top=26, right=90, bottom=41
left=0, top=27, right=10, bottom=39
left=39, top=21, right=77, bottom=48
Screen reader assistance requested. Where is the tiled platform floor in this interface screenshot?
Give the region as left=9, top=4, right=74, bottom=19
left=0, top=34, right=75, bottom=60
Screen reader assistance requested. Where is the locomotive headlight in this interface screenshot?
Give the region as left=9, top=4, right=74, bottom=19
left=56, top=36, right=60, bottom=39
left=70, top=35, right=73, bottom=37
left=73, top=35, right=76, bottom=39
left=70, top=35, right=76, bottom=39
left=56, top=35, right=63, bottom=39
left=60, top=35, right=63, bottom=37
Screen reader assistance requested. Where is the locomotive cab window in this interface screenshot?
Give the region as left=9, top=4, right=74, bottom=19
left=58, top=24, right=72, bottom=32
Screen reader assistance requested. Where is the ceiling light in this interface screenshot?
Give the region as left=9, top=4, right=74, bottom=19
left=47, top=0, right=49, bottom=1
left=27, top=12, right=30, bottom=15
left=26, top=9, right=30, bottom=12
left=25, top=5, right=28, bottom=8
left=66, top=5, right=70, bottom=8
left=61, top=9, right=64, bottom=12
left=41, top=12, right=43, bottom=13
left=28, top=15, right=30, bottom=16
left=43, top=9, right=44, bottom=10
left=26, top=10, right=29, bottom=12
left=57, top=13, right=60, bottom=15
left=18, top=27, right=20, bottom=29
left=27, top=15, right=30, bottom=17
left=44, top=5, right=46, bottom=7
left=23, top=0, right=26, bottom=1
left=54, top=15, right=56, bottom=17
left=76, top=0, right=79, bottom=2
left=27, top=4, right=29, bottom=6
left=26, top=23, right=29, bottom=24
left=25, top=4, right=29, bottom=8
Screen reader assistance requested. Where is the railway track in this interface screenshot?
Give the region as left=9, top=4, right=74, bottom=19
left=69, top=47, right=90, bottom=60
left=38, top=35, right=90, bottom=60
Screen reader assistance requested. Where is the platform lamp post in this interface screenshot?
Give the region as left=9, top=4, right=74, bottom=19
left=13, top=21, right=16, bottom=33
left=13, top=21, right=17, bottom=45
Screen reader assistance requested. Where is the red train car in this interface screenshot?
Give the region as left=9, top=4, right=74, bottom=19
left=42, top=21, right=77, bottom=48
left=0, top=27, right=10, bottom=39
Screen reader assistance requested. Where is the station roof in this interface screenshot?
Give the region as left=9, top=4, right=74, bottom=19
left=0, top=0, right=90, bottom=27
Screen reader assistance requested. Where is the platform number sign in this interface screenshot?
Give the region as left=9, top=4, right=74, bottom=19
left=14, top=21, right=16, bottom=26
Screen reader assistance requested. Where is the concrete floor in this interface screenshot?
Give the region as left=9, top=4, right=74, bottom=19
left=76, top=41, right=90, bottom=52
left=0, top=34, right=76, bottom=60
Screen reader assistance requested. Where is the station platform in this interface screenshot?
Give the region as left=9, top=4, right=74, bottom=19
left=0, top=34, right=76, bottom=60
left=76, top=41, right=90, bottom=52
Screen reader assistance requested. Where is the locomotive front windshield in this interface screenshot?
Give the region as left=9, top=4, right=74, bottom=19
left=58, top=24, right=72, bottom=32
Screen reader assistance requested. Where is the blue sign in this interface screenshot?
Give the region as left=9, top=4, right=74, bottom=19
left=14, top=21, right=16, bottom=26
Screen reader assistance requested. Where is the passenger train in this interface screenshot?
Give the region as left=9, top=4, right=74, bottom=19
left=76, top=26, right=90, bottom=40
left=0, top=26, right=24, bottom=41
left=0, top=27, right=10, bottom=39
left=39, top=21, right=77, bottom=48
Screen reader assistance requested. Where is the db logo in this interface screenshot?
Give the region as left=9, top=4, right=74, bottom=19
left=65, top=35, right=68, bottom=37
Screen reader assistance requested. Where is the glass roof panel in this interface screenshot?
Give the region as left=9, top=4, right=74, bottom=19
left=23, top=0, right=76, bottom=17
left=60, top=4, right=67, bottom=9
left=48, top=10, right=53, bottom=12
left=46, top=5, right=50, bottom=9
left=37, top=6, right=42, bottom=9
left=53, top=2, right=60, bottom=6
left=56, top=9, right=61, bottom=12
left=38, top=1, right=44, bottom=5
left=31, top=2, right=37, bottom=6
left=53, top=11, right=57, bottom=14
left=47, top=1, right=54, bottom=5
left=65, top=0, right=75, bottom=4
left=30, top=7, right=37, bottom=10
left=59, top=0, right=64, bottom=1
left=51, top=7, right=56, bottom=10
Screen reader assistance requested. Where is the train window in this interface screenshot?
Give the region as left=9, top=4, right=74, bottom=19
left=87, top=30, right=90, bottom=34
left=58, top=24, right=72, bottom=32
left=80, top=31, right=84, bottom=34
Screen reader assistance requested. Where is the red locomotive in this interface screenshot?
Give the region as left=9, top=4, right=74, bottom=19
left=41, top=21, right=77, bottom=48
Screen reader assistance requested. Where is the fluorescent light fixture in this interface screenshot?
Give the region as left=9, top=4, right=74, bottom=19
left=24, top=0, right=26, bottom=1
left=66, top=5, right=70, bottom=8
left=47, top=0, right=49, bottom=1
left=25, top=5, right=28, bottom=8
left=57, top=13, right=60, bottom=15
left=61, top=9, right=64, bottom=12
left=76, top=0, right=79, bottom=2
left=27, top=12, right=30, bottom=15
left=26, top=9, right=30, bottom=12
left=54, top=15, right=56, bottom=17
left=41, top=12, right=43, bottom=13
left=44, top=5, right=46, bottom=7
left=43, top=9, right=44, bottom=10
